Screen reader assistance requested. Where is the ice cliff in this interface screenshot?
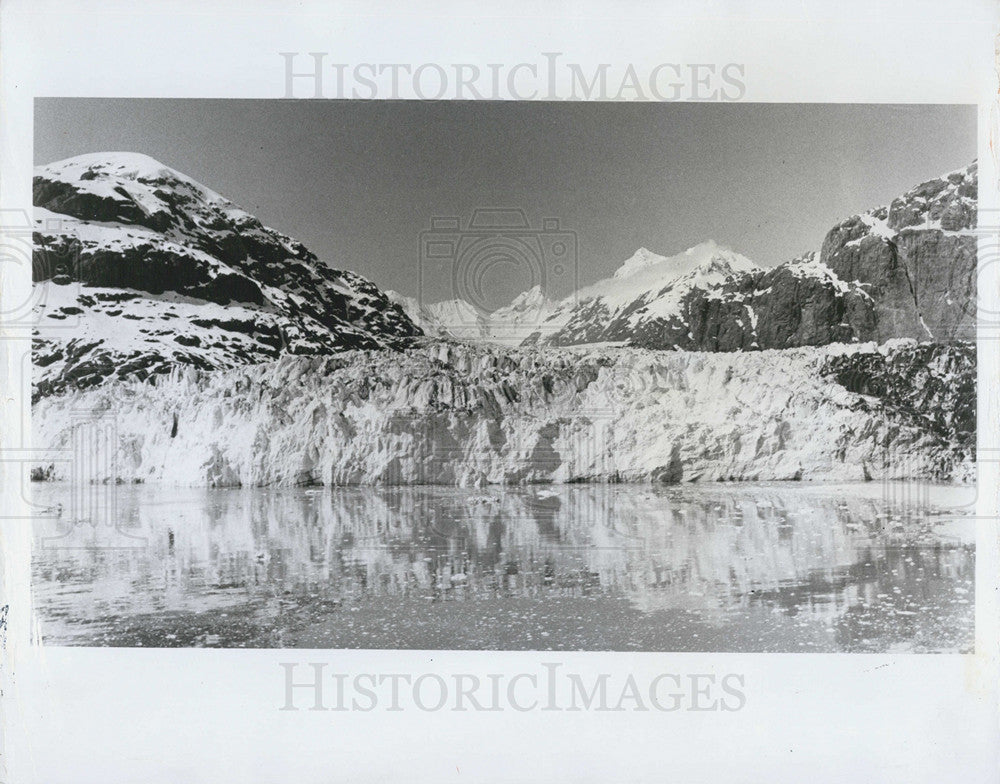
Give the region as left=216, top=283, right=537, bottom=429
left=32, top=339, right=974, bottom=487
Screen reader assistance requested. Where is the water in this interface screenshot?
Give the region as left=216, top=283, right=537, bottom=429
left=30, top=482, right=975, bottom=652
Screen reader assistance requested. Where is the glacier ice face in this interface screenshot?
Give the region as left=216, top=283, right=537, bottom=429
left=32, top=340, right=974, bottom=488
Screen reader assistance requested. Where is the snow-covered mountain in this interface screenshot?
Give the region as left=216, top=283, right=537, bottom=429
left=28, top=155, right=977, bottom=488
left=486, top=285, right=560, bottom=346
left=526, top=162, right=977, bottom=349
left=385, top=291, right=491, bottom=341
left=33, top=153, right=974, bottom=401
left=32, top=152, right=420, bottom=399
left=524, top=241, right=762, bottom=347
left=395, top=243, right=756, bottom=348
left=387, top=284, right=558, bottom=347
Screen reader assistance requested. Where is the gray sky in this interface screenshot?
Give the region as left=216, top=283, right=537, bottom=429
left=35, top=99, right=975, bottom=308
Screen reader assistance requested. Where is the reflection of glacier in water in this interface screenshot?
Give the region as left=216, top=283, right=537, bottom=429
left=31, top=482, right=974, bottom=652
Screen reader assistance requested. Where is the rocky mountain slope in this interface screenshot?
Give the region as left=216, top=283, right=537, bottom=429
left=820, top=161, right=976, bottom=342
left=525, top=162, right=976, bottom=349
left=32, top=152, right=420, bottom=399
left=32, top=339, right=974, bottom=486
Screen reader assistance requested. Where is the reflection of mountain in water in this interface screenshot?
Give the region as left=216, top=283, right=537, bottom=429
left=32, top=483, right=973, bottom=650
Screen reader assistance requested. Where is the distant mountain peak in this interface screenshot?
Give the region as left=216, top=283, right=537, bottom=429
left=523, top=161, right=976, bottom=350
left=613, top=247, right=669, bottom=279
left=612, top=240, right=748, bottom=282
left=496, top=284, right=549, bottom=313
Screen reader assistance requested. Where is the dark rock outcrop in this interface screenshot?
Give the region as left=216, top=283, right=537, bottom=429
left=628, top=254, right=878, bottom=351
left=32, top=153, right=422, bottom=399
left=529, top=162, right=976, bottom=350
left=821, top=162, right=976, bottom=342
left=821, top=342, right=975, bottom=474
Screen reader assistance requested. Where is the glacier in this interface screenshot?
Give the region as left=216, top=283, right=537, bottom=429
left=32, top=338, right=974, bottom=487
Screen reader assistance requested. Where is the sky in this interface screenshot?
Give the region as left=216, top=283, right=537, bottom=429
left=35, top=99, right=975, bottom=309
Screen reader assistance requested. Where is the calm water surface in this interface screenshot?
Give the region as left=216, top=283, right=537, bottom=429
left=30, top=482, right=975, bottom=651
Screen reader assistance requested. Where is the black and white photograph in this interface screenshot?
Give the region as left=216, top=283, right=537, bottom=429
left=28, top=99, right=977, bottom=652
left=3, top=2, right=999, bottom=782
